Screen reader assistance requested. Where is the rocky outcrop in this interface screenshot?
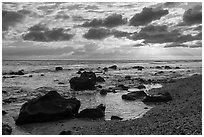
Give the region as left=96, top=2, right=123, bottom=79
left=122, top=91, right=147, bottom=101
left=77, top=104, right=106, bottom=119
left=143, top=92, right=172, bottom=103
left=15, top=91, right=81, bottom=125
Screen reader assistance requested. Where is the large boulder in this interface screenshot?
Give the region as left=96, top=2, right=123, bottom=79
left=2, top=123, right=12, bottom=135
left=122, top=91, right=147, bottom=101
left=55, top=67, right=63, bottom=71
left=77, top=104, right=105, bottom=119
left=142, top=92, right=172, bottom=103
left=15, top=91, right=80, bottom=125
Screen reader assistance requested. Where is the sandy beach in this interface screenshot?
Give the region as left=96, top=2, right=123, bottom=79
left=75, top=74, right=202, bottom=135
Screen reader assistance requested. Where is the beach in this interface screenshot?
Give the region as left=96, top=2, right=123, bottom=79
left=2, top=60, right=202, bottom=135
left=77, top=74, right=202, bottom=135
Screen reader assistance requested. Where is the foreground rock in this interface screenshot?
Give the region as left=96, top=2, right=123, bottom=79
left=77, top=104, right=105, bottom=119
left=15, top=91, right=81, bottom=125
left=2, top=123, right=12, bottom=135
left=143, top=92, right=172, bottom=103
left=122, top=91, right=147, bottom=101
left=108, top=65, right=117, bottom=70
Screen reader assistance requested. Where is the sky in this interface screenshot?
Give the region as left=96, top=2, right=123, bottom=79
left=2, top=2, right=202, bottom=60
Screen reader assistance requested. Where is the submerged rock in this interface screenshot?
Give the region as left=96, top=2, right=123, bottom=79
left=2, top=123, right=12, bottom=135
left=77, top=104, right=105, bottom=119
left=143, top=92, right=172, bottom=103
left=55, top=67, right=63, bottom=71
left=111, top=116, right=123, bottom=120
left=122, top=91, right=147, bottom=101
left=15, top=91, right=81, bottom=125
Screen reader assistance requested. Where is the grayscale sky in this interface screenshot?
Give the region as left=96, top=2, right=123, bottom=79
left=2, top=2, right=202, bottom=60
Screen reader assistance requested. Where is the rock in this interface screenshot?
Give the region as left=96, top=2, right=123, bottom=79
left=58, top=82, right=65, bottom=84
left=79, top=68, right=85, bottom=71
left=96, top=85, right=102, bottom=88
left=164, top=66, right=172, bottom=69
left=2, top=110, right=7, bottom=115
left=143, top=92, right=172, bottom=103
left=108, top=65, right=117, bottom=70
left=136, top=85, right=146, bottom=89
left=122, top=91, right=147, bottom=101
left=55, top=67, right=63, bottom=71
left=69, top=77, right=96, bottom=90
left=2, top=123, right=12, bottom=135
left=59, top=130, right=72, bottom=135
left=15, top=91, right=81, bottom=125
left=144, top=107, right=148, bottom=109
left=76, top=71, right=81, bottom=74
left=103, top=67, right=108, bottom=72
left=125, top=75, right=131, bottom=80
left=2, top=90, right=7, bottom=94
left=132, top=66, right=144, bottom=70
left=96, top=76, right=105, bottom=82
left=40, top=74, right=44, bottom=76
left=155, top=66, right=162, bottom=69
left=111, top=116, right=123, bottom=120
left=80, top=71, right=96, bottom=79
left=77, top=104, right=105, bottom=119
left=100, top=89, right=108, bottom=95
left=175, top=66, right=180, bottom=69
left=28, top=75, right=32, bottom=77
left=9, top=70, right=24, bottom=75
left=117, top=84, right=128, bottom=90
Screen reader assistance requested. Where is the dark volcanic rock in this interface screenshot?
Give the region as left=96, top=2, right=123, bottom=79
left=136, top=85, right=146, bottom=89
left=122, top=91, right=147, bottom=101
left=100, top=89, right=108, bottom=95
left=143, top=92, right=172, bottom=103
left=103, top=67, right=108, bottom=72
left=15, top=91, right=81, bottom=125
left=77, top=104, right=105, bottom=119
left=175, top=66, right=180, bottom=69
left=2, top=123, right=12, bottom=135
left=155, top=66, right=162, bottom=69
left=40, top=74, right=44, bottom=76
left=132, top=66, right=144, bottom=70
left=9, top=70, right=24, bottom=75
left=108, top=65, right=117, bottom=70
left=96, top=76, right=105, bottom=82
left=69, top=77, right=96, bottom=90
left=55, top=67, right=63, bottom=71
left=111, top=116, right=123, bottom=120
left=59, top=130, right=72, bottom=135
left=164, top=66, right=172, bottom=69
left=70, top=71, right=97, bottom=90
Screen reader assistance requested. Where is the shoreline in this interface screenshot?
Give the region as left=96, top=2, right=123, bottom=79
left=75, top=74, right=202, bottom=135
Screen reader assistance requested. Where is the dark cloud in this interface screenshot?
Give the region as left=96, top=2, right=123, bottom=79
left=23, top=24, right=74, bottom=42
left=82, top=14, right=127, bottom=28
left=164, top=43, right=188, bottom=48
left=83, top=28, right=111, bottom=39
left=2, top=10, right=24, bottom=31
left=129, top=7, right=169, bottom=26
left=180, top=5, right=202, bottom=25
left=111, top=29, right=131, bottom=38
left=128, top=25, right=202, bottom=44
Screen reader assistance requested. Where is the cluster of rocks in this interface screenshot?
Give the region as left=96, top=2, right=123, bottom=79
left=15, top=90, right=106, bottom=125
left=152, top=66, right=181, bottom=69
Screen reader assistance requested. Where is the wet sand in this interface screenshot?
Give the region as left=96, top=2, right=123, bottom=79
left=75, top=74, right=202, bottom=135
